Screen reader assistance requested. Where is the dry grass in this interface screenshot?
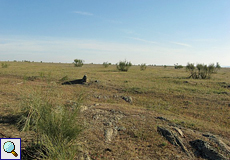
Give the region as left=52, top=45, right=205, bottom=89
left=0, top=61, right=230, bottom=159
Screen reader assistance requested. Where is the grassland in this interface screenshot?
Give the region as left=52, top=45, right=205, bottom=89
left=0, top=61, right=230, bottom=159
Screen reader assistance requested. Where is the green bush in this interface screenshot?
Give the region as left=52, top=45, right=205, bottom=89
left=186, top=62, right=221, bottom=79
left=116, top=60, right=132, bottom=72
left=140, top=63, right=147, bottom=71
left=102, top=62, right=110, bottom=68
left=74, top=59, right=84, bottom=67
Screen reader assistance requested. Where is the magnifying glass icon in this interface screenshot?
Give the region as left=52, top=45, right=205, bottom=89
left=3, top=141, right=18, bottom=157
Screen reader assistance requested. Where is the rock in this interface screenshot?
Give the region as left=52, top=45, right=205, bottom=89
left=94, top=103, right=100, bottom=106
left=156, top=117, right=169, bottom=121
left=115, top=126, right=126, bottom=131
left=113, top=95, right=119, bottom=98
left=157, top=126, right=192, bottom=158
left=77, top=146, right=91, bottom=160
left=157, top=126, right=178, bottom=145
left=173, top=127, right=184, bottom=138
left=104, top=128, right=116, bottom=142
left=122, top=96, right=133, bottom=103
left=215, top=139, right=230, bottom=154
left=203, top=133, right=230, bottom=156
left=109, top=109, right=115, bottom=114
left=79, top=105, right=88, bottom=112
left=190, top=139, right=227, bottom=160
left=114, top=114, right=124, bottom=120
left=92, top=114, right=100, bottom=120
left=103, top=122, right=113, bottom=126
left=104, top=148, right=112, bottom=152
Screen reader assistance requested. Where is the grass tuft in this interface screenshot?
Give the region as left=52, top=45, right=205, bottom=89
left=17, top=91, right=82, bottom=159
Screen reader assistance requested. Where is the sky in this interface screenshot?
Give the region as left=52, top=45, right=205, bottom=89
left=0, top=0, right=229, bottom=66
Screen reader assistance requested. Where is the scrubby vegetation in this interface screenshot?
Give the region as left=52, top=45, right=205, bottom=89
left=174, top=63, right=183, bottom=69
left=186, top=62, right=221, bottom=79
left=140, top=63, right=147, bottom=71
left=116, top=60, right=132, bottom=71
left=102, top=62, right=111, bottom=68
left=74, top=59, right=84, bottom=67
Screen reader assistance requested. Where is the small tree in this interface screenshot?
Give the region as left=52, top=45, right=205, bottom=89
left=116, top=60, right=132, bottom=72
left=102, top=62, right=110, bottom=68
left=140, top=63, right=147, bottom=71
left=74, top=59, right=84, bottom=67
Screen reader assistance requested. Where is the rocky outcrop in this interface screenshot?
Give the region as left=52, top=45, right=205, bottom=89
left=190, top=139, right=227, bottom=160
left=157, top=126, right=192, bottom=158
left=157, top=125, right=230, bottom=160
left=202, top=133, right=230, bottom=159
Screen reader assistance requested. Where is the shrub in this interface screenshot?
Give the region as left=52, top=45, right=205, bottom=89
left=215, top=62, right=221, bottom=72
left=186, top=62, right=221, bottom=79
left=74, top=59, right=84, bottom=67
left=1, top=62, right=8, bottom=68
left=102, top=62, right=110, bottom=68
left=116, top=60, right=132, bottom=72
left=174, top=63, right=183, bottom=69
left=140, top=63, right=147, bottom=71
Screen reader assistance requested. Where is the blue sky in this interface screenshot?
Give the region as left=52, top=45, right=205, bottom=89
left=0, top=0, right=229, bottom=66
